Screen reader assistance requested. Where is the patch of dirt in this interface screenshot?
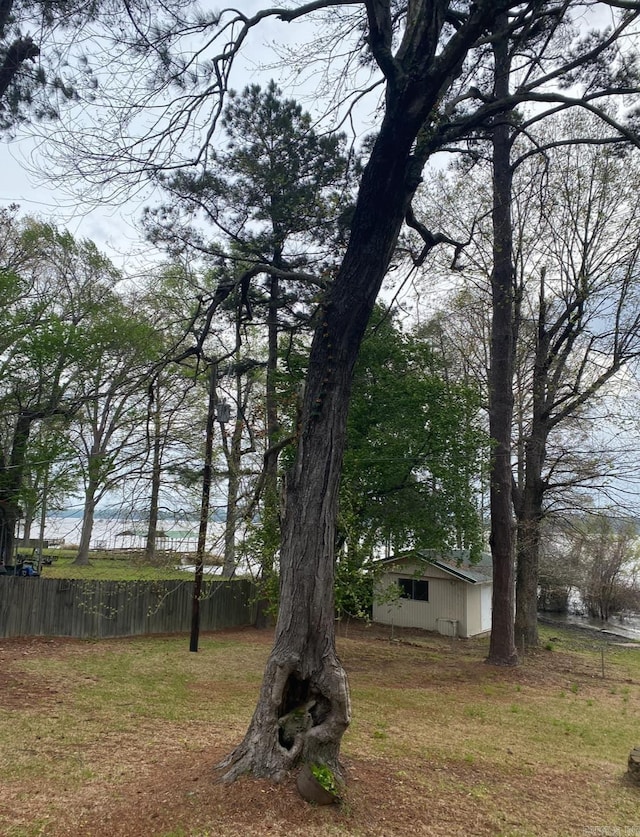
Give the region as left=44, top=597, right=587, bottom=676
left=4, top=739, right=625, bottom=837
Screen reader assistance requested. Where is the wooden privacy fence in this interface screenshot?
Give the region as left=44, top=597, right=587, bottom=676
left=0, top=577, right=257, bottom=639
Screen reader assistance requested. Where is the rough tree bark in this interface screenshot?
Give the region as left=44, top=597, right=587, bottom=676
left=513, top=277, right=549, bottom=648
left=218, top=0, right=510, bottom=780
left=0, top=412, right=36, bottom=565
left=514, top=501, right=544, bottom=646
left=486, top=16, right=518, bottom=666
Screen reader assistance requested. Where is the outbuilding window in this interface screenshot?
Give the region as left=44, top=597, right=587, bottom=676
left=398, top=578, right=429, bottom=601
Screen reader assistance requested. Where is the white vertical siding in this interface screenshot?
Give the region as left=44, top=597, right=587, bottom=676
left=373, top=572, right=465, bottom=633
left=372, top=561, right=493, bottom=638
left=464, top=586, right=481, bottom=638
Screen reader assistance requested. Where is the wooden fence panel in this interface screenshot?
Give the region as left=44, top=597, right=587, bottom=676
left=0, top=577, right=257, bottom=639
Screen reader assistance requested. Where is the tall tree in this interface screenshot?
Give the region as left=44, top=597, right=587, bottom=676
left=27, top=0, right=640, bottom=783
left=146, top=82, right=353, bottom=577
left=70, top=296, right=161, bottom=565
left=413, top=114, right=640, bottom=647
left=510, top=125, right=640, bottom=645
left=0, top=215, right=120, bottom=563
left=129, top=268, right=208, bottom=563
left=486, top=12, right=519, bottom=665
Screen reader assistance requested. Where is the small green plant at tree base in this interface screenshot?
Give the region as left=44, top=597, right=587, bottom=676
left=310, top=763, right=341, bottom=797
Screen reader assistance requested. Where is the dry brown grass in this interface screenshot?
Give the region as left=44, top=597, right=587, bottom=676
left=1, top=623, right=639, bottom=837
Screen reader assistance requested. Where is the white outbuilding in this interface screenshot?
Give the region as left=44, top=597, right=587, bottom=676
left=372, top=551, right=493, bottom=639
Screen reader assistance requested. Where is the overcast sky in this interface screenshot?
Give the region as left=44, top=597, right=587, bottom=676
left=0, top=0, right=385, bottom=278
left=0, top=3, right=630, bottom=281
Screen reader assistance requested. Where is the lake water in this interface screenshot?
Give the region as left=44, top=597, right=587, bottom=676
left=25, top=516, right=212, bottom=554
left=539, top=610, right=640, bottom=642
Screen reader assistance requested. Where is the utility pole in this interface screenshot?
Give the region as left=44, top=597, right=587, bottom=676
left=36, top=465, right=50, bottom=573
left=190, top=362, right=217, bottom=653
left=189, top=361, right=230, bottom=652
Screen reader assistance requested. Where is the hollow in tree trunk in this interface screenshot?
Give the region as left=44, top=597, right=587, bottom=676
left=218, top=311, right=357, bottom=780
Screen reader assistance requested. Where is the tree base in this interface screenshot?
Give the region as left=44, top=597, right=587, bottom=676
left=217, top=645, right=351, bottom=783
left=485, top=652, right=519, bottom=667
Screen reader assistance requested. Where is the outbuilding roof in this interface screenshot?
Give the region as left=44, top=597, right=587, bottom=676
left=378, top=550, right=493, bottom=584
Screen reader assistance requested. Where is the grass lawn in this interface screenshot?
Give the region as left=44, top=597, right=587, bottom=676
left=18, top=548, right=225, bottom=582
left=38, top=555, right=193, bottom=581
left=0, top=623, right=638, bottom=836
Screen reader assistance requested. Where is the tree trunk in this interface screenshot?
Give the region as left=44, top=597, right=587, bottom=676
left=219, top=87, right=432, bottom=782
left=514, top=428, right=547, bottom=647
left=487, top=19, right=518, bottom=667
left=514, top=509, right=542, bottom=647
left=0, top=501, right=19, bottom=564
left=75, top=479, right=98, bottom=565
left=222, top=427, right=240, bottom=576
left=218, top=321, right=357, bottom=778
left=514, top=269, right=551, bottom=648
left=21, top=507, right=34, bottom=546
left=219, top=325, right=356, bottom=775
left=222, top=345, right=249, bottom=576
left=144, top=382, right=163, bottom=563
left=190, top=362, right=217, bottom=652
left=0, top=412, right=35, bottom=565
